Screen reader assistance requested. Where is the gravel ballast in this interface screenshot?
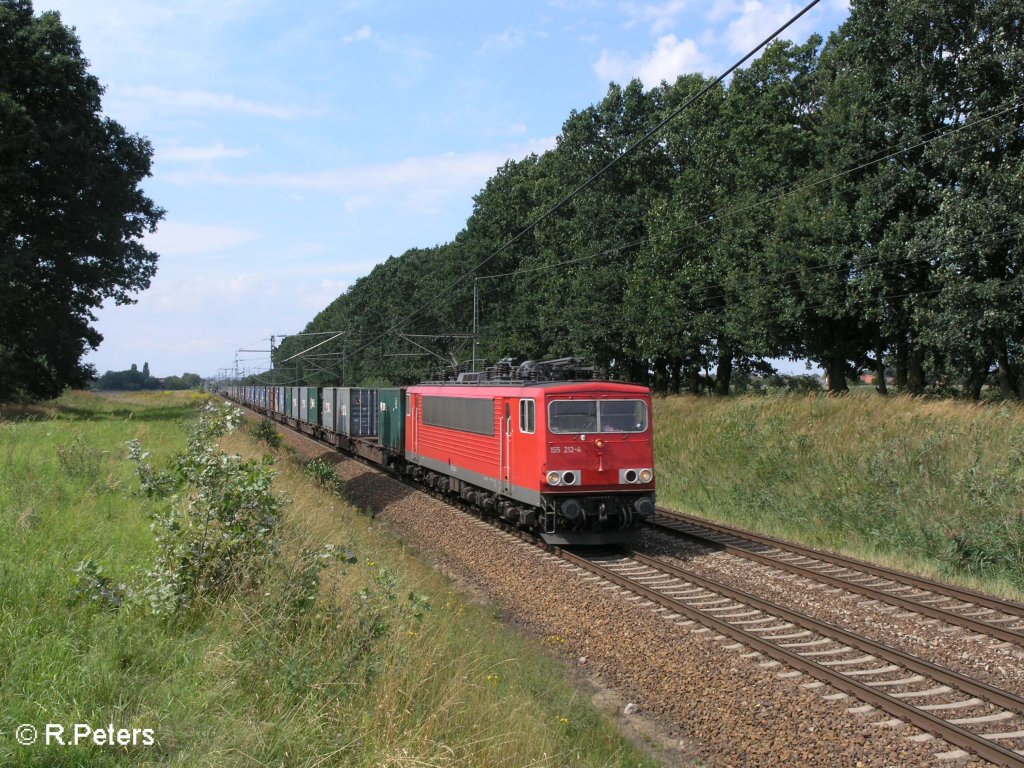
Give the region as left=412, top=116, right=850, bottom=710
left=270, top=421, right=987, bottom=767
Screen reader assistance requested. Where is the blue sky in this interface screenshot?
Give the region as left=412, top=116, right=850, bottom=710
left=41, top=0, right=849, bottom=379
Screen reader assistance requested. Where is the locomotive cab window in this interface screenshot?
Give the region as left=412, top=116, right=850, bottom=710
left=599, top=399, right=648, bottom=432
left=548, top=400, right=597, bottom=433
left=519, top=399, right=535, bottom=434
left=548, top=399, right=648, bottom=434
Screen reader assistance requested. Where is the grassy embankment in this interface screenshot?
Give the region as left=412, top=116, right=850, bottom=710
left=0, top=391, right=660, bottom=768
left=654, top=392, right=1024, bottom=599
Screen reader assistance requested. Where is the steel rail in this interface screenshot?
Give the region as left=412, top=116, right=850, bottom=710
left=232, top=400, right=1024, bottom=764
left=560, top=548, right=1024, bottom=768
left=653, top=507, right=1024, bottom=618
left=649, top=511, right=1024, bottom=645
left=626, top=550, right=1024, bottom=713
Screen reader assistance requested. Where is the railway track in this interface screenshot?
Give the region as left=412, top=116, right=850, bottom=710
left=649, top=507, right=1024, bottom=646
left=240, top=405, right=1024, bottom=764
left=561, top=547, right=1024, bottom=767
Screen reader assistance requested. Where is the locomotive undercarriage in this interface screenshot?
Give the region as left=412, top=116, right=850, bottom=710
left=404, top=464, right=653, bottom=545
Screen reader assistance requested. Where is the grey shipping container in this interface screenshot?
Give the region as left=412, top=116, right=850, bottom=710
left=335, top=388, right=350, bottom=436
left=321, top=387, right=337, bottom=430
left=306, top=387, right=319, bottom=425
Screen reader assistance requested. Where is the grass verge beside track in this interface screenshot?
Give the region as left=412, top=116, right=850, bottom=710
left=0, top=391, right=659, bottom=768
left=653, top=392, right=1024, bottom=600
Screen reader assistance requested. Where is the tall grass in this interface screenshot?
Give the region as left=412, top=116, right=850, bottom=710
left=216, top=429, right=659, bottom=767
left=1, top=392, right=659, bottom=767
left=654, top=392, right=1024, bottom=597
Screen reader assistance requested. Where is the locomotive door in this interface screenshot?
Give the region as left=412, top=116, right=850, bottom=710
left=501, top=400, right=512, bottom=494
left=409, top=393, right=418, bottom=457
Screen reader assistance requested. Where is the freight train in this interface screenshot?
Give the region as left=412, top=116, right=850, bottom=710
left=225, top=359, right=655, bottom=545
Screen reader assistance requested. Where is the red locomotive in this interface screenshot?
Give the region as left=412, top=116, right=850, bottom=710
left=228, top=358, right=656, bottom=545
left=404, top=363, right=655, bottom=544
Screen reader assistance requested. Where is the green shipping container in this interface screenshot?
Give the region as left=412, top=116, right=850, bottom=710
left=378, top=388, right=405, bottom=452
left=285, top=387, right=293, bottom=417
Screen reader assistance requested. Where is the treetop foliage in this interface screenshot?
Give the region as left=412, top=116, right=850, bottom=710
left=270, top=0, right=1021, bottom=399
left=0, top=1, right=164, bottom=402
left=94, top=364, right=203, bottom=391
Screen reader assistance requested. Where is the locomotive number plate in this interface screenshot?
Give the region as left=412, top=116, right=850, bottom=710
left=550, top=446, right=583, bottom=455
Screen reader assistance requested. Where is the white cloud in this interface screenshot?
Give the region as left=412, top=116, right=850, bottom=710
left=117, top=85, right=320, bottom=120
left=479, top=28, right=527, bottom=53
left=622, top=0, right=693, bottom=35
left=145, top=221, right=261, bottom=258
left=342, top=25, right=372, bottom=44
left=705, top=0, right=743, bottom=23
left=159, top=142, right=250, bottom=163
left=594, top=35, right=713, bottom=87
left=44, top=0, right=266, bottom=81
left=723, top=1, right=818, bottom=54
left=164, top=139, right=558, bottom=214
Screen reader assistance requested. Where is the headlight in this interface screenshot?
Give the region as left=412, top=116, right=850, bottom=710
left=547, top=471, right=561, bottom=485
left=639, top=468, right=653, bottom=483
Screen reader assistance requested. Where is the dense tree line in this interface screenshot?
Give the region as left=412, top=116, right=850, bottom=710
left=95, top=363, right=202, bottom=391
left=273, top=0, right=1022, bottom=398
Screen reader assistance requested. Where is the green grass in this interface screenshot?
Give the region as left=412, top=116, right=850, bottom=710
left=653, top=392, right=1024, bottom=598
left=0, top=392, right=660, bottom=767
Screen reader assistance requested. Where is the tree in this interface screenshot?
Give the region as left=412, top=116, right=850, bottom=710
left=919, top=0, right=1024, bottom=399
left=528, top=80, right=672, bottom=379
left=0, top=1, right=163, bottom=401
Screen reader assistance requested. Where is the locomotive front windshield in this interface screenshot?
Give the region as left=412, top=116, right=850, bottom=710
left=548, top=399, right=648, bottom=434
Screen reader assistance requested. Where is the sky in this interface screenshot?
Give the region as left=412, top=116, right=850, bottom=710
left=40, top=0, right=850, bottom=380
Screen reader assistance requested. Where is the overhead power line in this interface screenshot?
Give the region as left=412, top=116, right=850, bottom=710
left=473, top=98, right=1023, bottom=288
left=338, top=0, right=825, bottom=366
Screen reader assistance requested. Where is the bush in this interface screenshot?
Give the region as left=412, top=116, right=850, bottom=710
left=126, top=438, right=180, bottom=497
left=143, top=402, right=284, bottom=614
left=305, top=457, right=346, bottom=497
left=251, top=417, right=282, bottom=448
left=71, top=559, right=131, bottom=611
left=57, top=435, right=103, bottom=481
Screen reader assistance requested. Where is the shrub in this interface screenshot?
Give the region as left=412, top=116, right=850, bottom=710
left=126, top=438, right=180, bottom=497
left=287, top=543, right=358, bottom=616
left=57, top=435, right=102, bottom=481
left=250, top=417, right=282, bottom=448
left=305, top=457, right=346, bottom=496
left=143, top=404, right=284, bottom=614
left=71, top=559, right=131, bottom=611
left=109, top=401, right=286, bottom=615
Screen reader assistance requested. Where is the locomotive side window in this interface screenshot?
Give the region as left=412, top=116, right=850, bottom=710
left=549, top=400, right=598, bottom=433
left=548, top=399, right=648, bottom=433
left=519, top=399, right=535, bottom=434
left=422, top=395, right=495, bottom=436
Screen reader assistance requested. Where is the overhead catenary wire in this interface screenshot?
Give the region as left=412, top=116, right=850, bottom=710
left=240, top=15, right=1021, bottom=384
left=334, top=0, right=826, bottom=367
left=473, top=98, right=1023, bottom=286
left=248, top=100, right=1021, bottom=385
